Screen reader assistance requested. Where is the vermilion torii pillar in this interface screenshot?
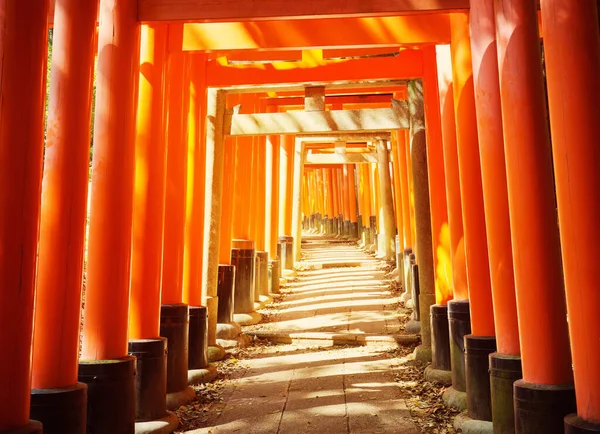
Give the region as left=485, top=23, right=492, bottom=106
left=436, top=45, right=470, bottom=399
left=79, top=0, right=139, bottom=431
left=469, top=1, right=521, bottom=430
left=0, top=2, right=48, bottom=433
left=450, top=13, right=496, bottom=421
left=127, top=23, right=176, bottom=427
left=495, top=0, right=575, bottom=432
left=160, top=52, right=195, bottom=407
left=541, top=1, right=600, bottom=431
left=30, top=0, right=96, bottom=432
left=265, top=121, right=281, bottom=292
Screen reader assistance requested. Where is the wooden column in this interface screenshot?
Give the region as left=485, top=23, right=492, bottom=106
left=81, top=0, right=140, bottom=361
left=129, top=24, right=168, bottom=340
left=391, top=136, right=405, bottom=253
left=32, top=0, right=97, bottom=392
left=201, top=89, right=227, bottom=345
left=279, top=135, right=295, bottom=237
left=79, top=1, right=139, bottom=430
left=183, top=54, right=207, bottom=308
left=291, top=140, right=305, bottom=263
left=219, top=136, right=236, bottom=265
left=0, top=2, right=48, bottom=430
left=348, top=166, right=358, bottom=223
left=470, top=0, right=519, bottom=356
left=422, top=46, right=451, bottom=305
left=436, top=45, right=468, bottom=301
left=541, top=0, right=600, bottom=429
left=409, top=80, right=435, bottom=361
left=161, top=52, right=190, bottom=306
left=265, top=118, right=281, bottom=259
left=450, top=13, right=495, bottom=338
left=376, top=141, right=396, bottom=260
left=396, top=131, right=413, bottom=252
left=495, top=0, right=575, bottom=429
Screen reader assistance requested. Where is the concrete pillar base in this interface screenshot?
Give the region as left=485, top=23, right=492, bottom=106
left=254, top=294, right=273, bottom=310
left=490, top=353, right=521, bottom=434
left=233, top=311, right=262, bottom=326
left=0, top=421, right=43, bottom=434
left=30, top=382, right=87, bottom=434
left=78, top=356, right=136, bottom=433
left=465, top=335, right=496, bottom=422
left=442, top=386, right=468, bottom=411
left=128, top=338, right=167, bottom=422
left=188, top=364, right=218, bottom=386
left=134, top=411, right=179, bottom=434
left=514, top=380, right=575, bottom=434
left=424, top=365, right=452, bottom=386
left=413, top=344, right=432, bottom=363
left=216, top=322, right=242, bottom=340
left=207, top=344, right=226, bottom=362
left=565, top=415, right=600, bottom=433
left=448, top=299, right=471, bottom=393
left=268, top=260, right=280, bottom=294
left=453, top=413, right=493, bottom=434
left=405, top=318, right=421, bottom=334
left=165, top=386, right=195, bottom=411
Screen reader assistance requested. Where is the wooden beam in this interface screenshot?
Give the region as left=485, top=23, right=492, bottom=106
left=266, top=94, right=393, bottom=107
left=225, top=103, right=409, bottom=136
left=299, top=133, right=390, bottom=142
left=207, top=50, right=422, bottom=87
left=305, top=152, right=378, bottom=164
left=139, top=0, right=468, bottom=22
left=171, top=15, right=451, bottom=51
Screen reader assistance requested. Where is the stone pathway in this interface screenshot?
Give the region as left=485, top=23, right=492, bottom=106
left=185, top=236, right=419, bottom=434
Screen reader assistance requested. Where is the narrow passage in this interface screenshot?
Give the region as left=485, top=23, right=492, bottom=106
left=181, top=237, right=443, bottom=434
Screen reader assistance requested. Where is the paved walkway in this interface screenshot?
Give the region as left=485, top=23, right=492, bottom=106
left=186, top=237, right=419, bottom=434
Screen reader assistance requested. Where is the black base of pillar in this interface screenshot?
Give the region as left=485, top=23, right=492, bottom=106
left=514, top=379, right=575, bottom=434
left=465, top=335, right=496, bottom=421
left=0, top=421, right=43, bottom=434
left=217, top=264, right=235, bottom=323
left=269, top=260, right=280, bottom=294
left=369, top=216, right=377, bottom=243
left=410, top=264, right=420, bottom=321
left=78, top=356, right=136, bottom=434
left=357, top=215, right=363, bottom=237
left=349, top=222, right=359, bottom=239
left=188, top=306, right=208, bottom=370
left=30, top=382, right=87, bottom=434
left=565, top=415, right=600, bottom=433
left=448, top=299, right=471, bottom=392
left=160, top=304, right=190, bottom=394
left=342, top=220, right=350, bottom=237
left=231, top=247, right=255, bottom=313
left=278, top=236, right=294, bottom=270
left=253, top=254, right=261, bottom=302
left=490, top=353, right=522, bottom=434
left=333, top=218, right=339, bottom=236
left=257, top=251, right=269, bottom=297
left=430, top=304, right=451, bottom=371
left=128, top=338, right=167, bottom=422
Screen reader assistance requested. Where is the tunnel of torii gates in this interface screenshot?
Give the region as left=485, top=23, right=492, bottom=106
left=1, top=1, right=599, bottom=434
